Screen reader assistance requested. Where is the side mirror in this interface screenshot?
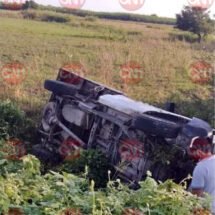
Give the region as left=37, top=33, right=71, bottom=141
left=165, top=102, right=175, bottom=113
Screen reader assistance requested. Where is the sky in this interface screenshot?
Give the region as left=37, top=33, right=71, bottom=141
left=33, top=0, right=215, bottom=18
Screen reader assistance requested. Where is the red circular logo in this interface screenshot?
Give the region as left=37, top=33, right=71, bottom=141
left=59, top=138, right=82, bottom=161
left=187, top=0, right=214, bottom=9
left=2, top=0, right=25, bottom=2
left=189, top=61, right=214, bottom=84
left=1, top=62, right=27, bottom=85
left=120, top=61, right=144, bottom=85
left=119, top=0, right=145, bottom=11
left=2, top=139, right=26, bottom=160
left=59, top=63, right=86, bottom=85
left=59, top=0, right=86, bottom=9
left=1, top=0, right=26, bottom=10
left=119, top=139, right=144, bottom=161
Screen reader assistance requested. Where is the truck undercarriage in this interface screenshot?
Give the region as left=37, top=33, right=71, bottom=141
left=32, top=68, right=215, bottom=185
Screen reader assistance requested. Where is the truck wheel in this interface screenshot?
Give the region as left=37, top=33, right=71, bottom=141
left=132, top=115, right=181, bottom=138
left=44, top=80, right=77, bottom=96
left=31, top=144, right=63, bottom=165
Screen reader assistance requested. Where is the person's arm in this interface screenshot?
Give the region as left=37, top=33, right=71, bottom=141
left=190, top=165, right=205, bottom=197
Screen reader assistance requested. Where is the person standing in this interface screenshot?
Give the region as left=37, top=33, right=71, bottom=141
left=189, top=137, right=215, bottom=214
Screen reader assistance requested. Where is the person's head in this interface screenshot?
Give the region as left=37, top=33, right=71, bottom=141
left=188, top=137, right=212, bottom=161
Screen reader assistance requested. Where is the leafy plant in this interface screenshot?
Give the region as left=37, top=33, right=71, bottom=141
left=0, top=155, right=211, bottom=215
left=56, top=150, right=114, bottom=188
left=0, top=100, right=33, bottom=141
left=176, top=6, right=214, bottom=42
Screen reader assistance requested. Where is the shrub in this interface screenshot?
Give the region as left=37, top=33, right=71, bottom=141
left=0, top=100, right=34, bottom=141
left=176, top=6, right=214, bottom=43
left=0, top=155, right=211, bottom=214
left=169, top=31, right=197, bottom=43
left=0, top=100, right=26, bottom=140
left=56, top=150, right=114, bottom=188
left=22, top=10, right=37, bottom=20
left=22, top=10, right=71, bottom=23
left=85, top=16, right=97, bottom=22
left=41, top=14, right=70, bottom=23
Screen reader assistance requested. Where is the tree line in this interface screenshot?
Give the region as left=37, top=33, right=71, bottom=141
left=0, top=0, right=214, bottom=42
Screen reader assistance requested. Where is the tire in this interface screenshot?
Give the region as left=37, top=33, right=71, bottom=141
left=132, top=114, right=182, bottom=138
left=31, top=144, right=63, bottom=165
left=44, top=80, right=78, bottom=96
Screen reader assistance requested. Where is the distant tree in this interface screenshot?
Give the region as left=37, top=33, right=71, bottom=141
left=176, top=6, right=214, bottom=42
left=22, top=0, right=38, bottom=10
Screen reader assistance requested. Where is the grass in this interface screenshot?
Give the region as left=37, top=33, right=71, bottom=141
left=0, top=10, right=214, bottom=126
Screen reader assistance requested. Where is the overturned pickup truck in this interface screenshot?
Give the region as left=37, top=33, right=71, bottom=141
left=33, top=67, right=215, bottom=185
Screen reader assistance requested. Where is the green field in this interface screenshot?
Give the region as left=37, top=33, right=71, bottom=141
left=0, top=9, right=214, bottom=215
left=0, top=10, right=214, bottom=124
